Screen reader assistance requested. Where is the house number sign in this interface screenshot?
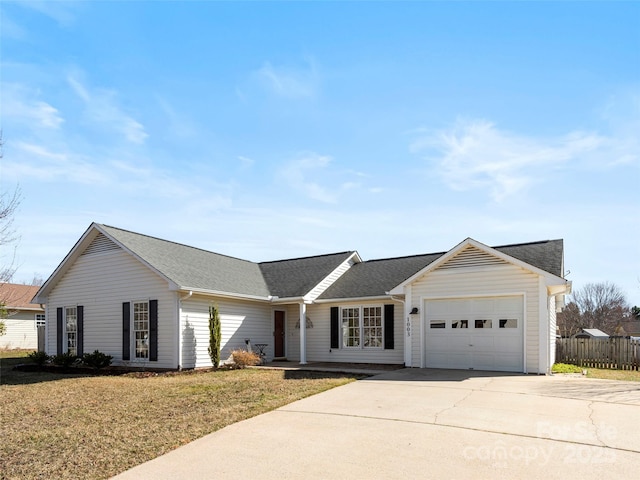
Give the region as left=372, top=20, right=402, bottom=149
left=406, top=317, right=411, bottom=337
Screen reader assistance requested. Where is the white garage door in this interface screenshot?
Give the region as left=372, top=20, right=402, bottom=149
left=424, top=296, right=523, bottom=372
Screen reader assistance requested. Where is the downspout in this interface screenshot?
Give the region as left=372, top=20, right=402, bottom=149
left=299, top=302, right=308, bottom=365
left=178, top=291, right=193, bottom=370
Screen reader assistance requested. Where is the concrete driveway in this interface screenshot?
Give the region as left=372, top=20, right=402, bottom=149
left=112, top=369, right=640, bottom=479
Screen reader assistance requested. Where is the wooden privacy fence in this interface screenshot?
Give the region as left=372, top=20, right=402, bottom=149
left=556, top=337, right=640, bottom=371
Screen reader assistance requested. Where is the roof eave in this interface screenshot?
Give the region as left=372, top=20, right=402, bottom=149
left=313, top=294, right=395, bottom=304
left=176, top=287, right=273, bottom=303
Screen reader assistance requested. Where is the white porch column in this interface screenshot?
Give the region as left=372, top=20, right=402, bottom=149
left=299, top=302, right=307, bottom=365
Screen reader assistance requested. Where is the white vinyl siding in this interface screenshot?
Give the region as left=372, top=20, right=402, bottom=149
left=45, top=248, right=177, bottom=369
left=301, top=302, right=404, bottom=364
left=408, top=263, right=542, bottom=373
left=180, top=296, right=272, bottom=368
left=0, top=311, right=41, bottom=349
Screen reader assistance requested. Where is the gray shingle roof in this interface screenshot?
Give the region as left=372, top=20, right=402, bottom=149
left=99, top=225, right=563, bottom=302
left=101, top=225, right=271, bottom=297
left=100, top=225, right=354, bottom=298
left=259, top=252, right=355, bottom=298
left=494, top=239, right=564, bottom=277
left=318, top=239, right=564, bottom=300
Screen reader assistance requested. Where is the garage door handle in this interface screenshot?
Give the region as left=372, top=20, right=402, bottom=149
left=469, top=344, right=473, bottom=347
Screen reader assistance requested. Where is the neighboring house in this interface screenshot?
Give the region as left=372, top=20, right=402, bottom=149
left=33, top=223, right=571, bottom=374
left=573, top=328, right=610, bottom=339
left=1, top=283, right=45, bottom=349
left=620, top=320, right=640, bottom=337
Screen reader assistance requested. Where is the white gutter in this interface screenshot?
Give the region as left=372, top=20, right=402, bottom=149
left=313, top=295, right=395, bottom=304
left=175, top=287, right=273, bottom=303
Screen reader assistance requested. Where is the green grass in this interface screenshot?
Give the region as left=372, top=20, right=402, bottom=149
left=0, top=350, right=362, bottom=479
left=552, top=362, right=640, bottom=381
left=552, top=363, right=584, bottom=374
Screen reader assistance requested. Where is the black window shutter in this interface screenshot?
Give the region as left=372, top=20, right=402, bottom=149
left=149, top=300, right=158, bottom=362
left=56, top=307, right=63, bottom=355
left=330, top=307, right=339, bottom=349
left=122, top=302, right=130, bottom=361
left=77, top=306, right=84, bottom=357
left=384, top=304, right=394, bottom=350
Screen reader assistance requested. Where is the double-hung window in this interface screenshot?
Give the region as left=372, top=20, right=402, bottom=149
left=341, top=306, right=383, bottom=349
left=65, top=307, right=77, bottom=355
left=133, top=301, right=149, bottom=359
left=35, top=314, right=46, bottom=327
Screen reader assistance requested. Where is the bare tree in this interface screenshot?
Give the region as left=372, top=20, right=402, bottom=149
left=1, top=132, right=23, bottom=336
left=557, top=282, right=631, bottom=336
left=0, top=132, right=22, bottom=284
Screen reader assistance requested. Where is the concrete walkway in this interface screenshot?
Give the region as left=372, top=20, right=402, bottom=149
left=112, top=369, right=640, bottom=479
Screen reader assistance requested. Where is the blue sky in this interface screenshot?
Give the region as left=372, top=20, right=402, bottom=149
left=1, top=1, right=639, bottom=305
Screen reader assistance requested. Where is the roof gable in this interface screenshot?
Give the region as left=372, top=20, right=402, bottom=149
left=259, top=251, right=357, bottom=299
left=389, top=238, right=566, bottom=295
left=35, top=223, right=359, bottom=302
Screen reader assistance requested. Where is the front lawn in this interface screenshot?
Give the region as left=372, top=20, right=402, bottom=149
left=552, top=362, right=640, bottom=381
left=0, top=350, right=361, bottom=479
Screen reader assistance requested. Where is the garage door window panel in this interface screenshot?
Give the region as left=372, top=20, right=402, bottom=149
left=430, top=320, right=446, bottom=329
left=452, top=320, right=468, bottom=329
left=499, top=319, right=518, bottom=328
left=474, top=319, right=492, bottom=329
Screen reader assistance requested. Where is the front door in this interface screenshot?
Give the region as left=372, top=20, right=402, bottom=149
left=274, top=311, right=285, bottom=358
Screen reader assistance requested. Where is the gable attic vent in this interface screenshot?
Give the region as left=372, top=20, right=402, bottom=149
left=436, top=246, right=509, bottom=271
left=82, top=233, right=119, bottom=256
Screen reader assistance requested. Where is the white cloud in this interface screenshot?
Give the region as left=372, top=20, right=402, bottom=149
left=279, top=152, right=337, bottom=203
left=9, top=142, right=110, bottom=184
left=410, top=117, right=628, bottom=202
left=67, top=73, right=148, bottom=144
left=254, top=58, right=319, bottom=99
left=13, top=1, right=78, bottom=27
left=1, top=83, right=64, bottom=128
left=237, top=155, right=255, bottom=169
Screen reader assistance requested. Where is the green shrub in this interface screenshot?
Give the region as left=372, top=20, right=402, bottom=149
left=231, top=349, right=261, bottom=368
left=82, top=350, right=113, bottom=369
left=27, top=351, right=50, bottom=366
left=552, top=363, right=584, bottom=374
left=208, top=304, right=221, bottom=368
left=51, top=352, right=78, bottom=368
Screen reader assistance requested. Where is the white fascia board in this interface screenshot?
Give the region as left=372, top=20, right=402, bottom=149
left=11, top=306, right=45, bottom=312
left=175, top=287, right=273, bottom=303
left=271, top=296, right=305, bottom=304
left=389, top=237, right=568, bottom=294
left=313, top=295, right=394, bottom=304
left=33, top=222, right=102, bottom=303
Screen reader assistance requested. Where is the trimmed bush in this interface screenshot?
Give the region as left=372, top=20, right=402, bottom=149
left=231, top=349, right=261, bottom=368
left=51, top=352, right=78, bottom=368
left=27, top=351, right=50, bottom=366
left=82, top=350, right=113, bottom=370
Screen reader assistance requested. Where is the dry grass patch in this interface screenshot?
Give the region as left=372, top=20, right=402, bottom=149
left=1, top=351, right=361, bottom=480
left=586, top=368, right=640, bottom=381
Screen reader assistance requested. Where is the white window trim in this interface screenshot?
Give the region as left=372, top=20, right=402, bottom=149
left=340, top=305, right=384, bottom=350
left=131, top=300, right=150, bottom=362
left=35, top=313, right=46, bottom=327
left=64, top=306, right=78, bottom=356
